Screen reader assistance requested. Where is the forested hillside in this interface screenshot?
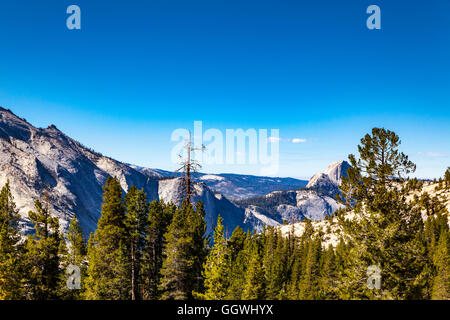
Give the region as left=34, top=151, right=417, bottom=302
left=0, top=128, right=448, bottom=300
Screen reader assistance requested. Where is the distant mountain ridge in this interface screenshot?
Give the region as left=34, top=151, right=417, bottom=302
left=0, top=106, right=348, bottom=237
left=130, top=165, right=308, bottom=201
left=235, top=161, right=350, bottom=230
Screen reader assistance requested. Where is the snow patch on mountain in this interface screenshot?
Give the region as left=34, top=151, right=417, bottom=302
left=199, top=174, right=226, bottom=181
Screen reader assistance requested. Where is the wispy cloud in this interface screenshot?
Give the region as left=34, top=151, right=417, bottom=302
left=267, top=136, right=282, bottom=142
left=292, top=138, right=307, bottom=143
left=266, top=137, right=308, bottom=143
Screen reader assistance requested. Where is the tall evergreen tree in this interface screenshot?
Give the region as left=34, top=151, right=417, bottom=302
left=431, top=231, right=450, bottom=299
left=337, top=128, right=429, bottom=299
left=225, top=227, right=249, bottom=299
left=159, top=202, right=192, bottom=299
left=67, top=215, right=87, bottom=265
left=65, top=215, right=87, bottom=299
left=197, top=215, right=229, bottom=300
left=159, top=201, right=207, bottom=300
left=84, top=176, right=129, bottom=299
left=287, top=240, right=302, bottom=299
left=189, top=201, right=208, bottom=295
left=0, top=182, right=24, bottom=299
left=141, top=200, right=174, bottom=299
left=242, top=236, right=265, bottom=300
left=263, top=228, right=287, bottom=299
left=319, top=244, right=338, bottom=299
left=444, top=167, right=450, bottom=190
left=24, top=196, right=63, bottom=299
left=124, top=186, right=148, bottom=300
left=298, top=236, right=322, bottom=299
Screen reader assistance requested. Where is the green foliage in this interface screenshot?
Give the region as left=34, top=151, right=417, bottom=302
left=1, top=128, right=448, bottom=300
left=24, top=197, right=64, bottom=299
left=242, top=236, right=265, bottom=299
left=424, top=213, right=450, bottom=299
left=263, top=227, right=288, bottom=299
left=235, top=192, right=298, bottom=214
left=197, top=215, right=229, bottom=300
left=84, top=176, right=129, bottom=299
left=0, top=181, right=25, bottom=299
left=337, top=128, right=431, bottom=299
left=159, top=200, right=208, bottom=300
left=431, top=230, right=450, bottom=299
left=444, top=167, right=450, bottom=190
left=65, top=215, right=87, bottom=299
left=141, top=200, right=174, bottom=299
left=225, top=228, right=249, bottom=299
left=67, top=215, right=87, bottom=265
left=124, top=186, right=148, bottom=300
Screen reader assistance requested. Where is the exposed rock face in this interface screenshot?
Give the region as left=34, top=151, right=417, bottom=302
left=236, top=161, right=350, bottom=229
left=0, top=107, right=160, bottom=235
left=157, top=178, right=249, bottom=235
left=323, top=160, right=351, bottom=185
left=239, top=189, right=345, bottom=232
left=0, top=107, right=352, bottom=239
left=0, top=107, right=248, bottom=237
left=306, top=160, right=351, bottom=196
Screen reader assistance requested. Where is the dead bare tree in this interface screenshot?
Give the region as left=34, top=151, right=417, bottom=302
left=174, top=131, right=205, bottom=203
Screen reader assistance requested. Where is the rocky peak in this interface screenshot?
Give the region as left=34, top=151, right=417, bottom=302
left=324, top=160, right=351, bottom=185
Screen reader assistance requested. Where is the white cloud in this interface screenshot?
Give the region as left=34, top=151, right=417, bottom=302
left=292, top=138, right=307, bottom=143
left=266, top=137, right=307, bottom=143
left=267, top=137, right=282, bottom=142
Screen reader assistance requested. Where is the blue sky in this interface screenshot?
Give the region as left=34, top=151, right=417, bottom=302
left=0, top=0, right=449, bottom=179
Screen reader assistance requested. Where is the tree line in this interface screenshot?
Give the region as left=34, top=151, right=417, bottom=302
left=0, top=128, right=449, bottom=299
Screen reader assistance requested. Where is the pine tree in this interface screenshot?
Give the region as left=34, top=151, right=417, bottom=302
left=197, top=215, right=229, bottom=300
left=24, top=196, right=63, bottom=299
left=0, top=181, right=24, bottom=299
left=159, top=201, right=207, bottom=300
left=263, top=228, right=287, bottom=299
left=226, top=226, right=246, bottom=263
left=65, top=215, right=87, bottom=299
left=124, top=186, right=148, bottom=300
left=141, top=200, right=174, bottom=299
left=287, top=242, right=301, bottom=299
left=242, top=236, right=265, bottom=300
left=67, top=215, right=87, bottom=265
left=225, top=227, right=249, bottom=299
left=334, top=239, right=353, bottom=299
left=298, top=236, right=322, bottom=299
left=431, top=231, right=450, bottom=299
left=444, top=167, right=450, bottom=190
left=84, top=176, right=129, bottom=299
left=337, top=128, right=429, bottom=299
left=159, top=202, right=193, bottom=299
left=188, top=201, right=208, bottom=295
left=319, top=244, right=337, bottom=299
